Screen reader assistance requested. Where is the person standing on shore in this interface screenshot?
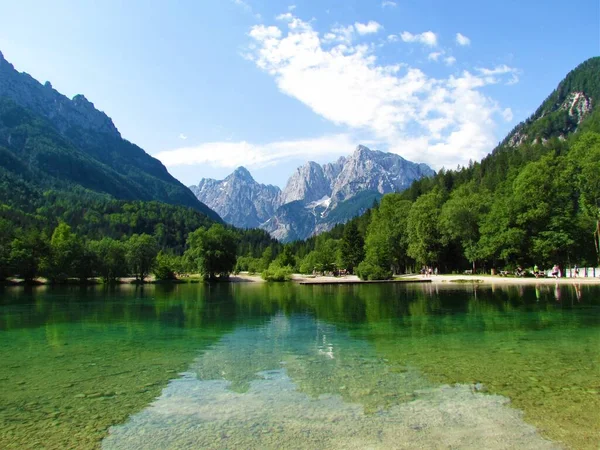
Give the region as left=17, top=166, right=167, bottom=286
left=551, top=264, right=560, bottom=278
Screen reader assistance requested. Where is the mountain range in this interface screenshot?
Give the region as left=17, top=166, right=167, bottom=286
left=0, top=50, right=220, bottom=221
left=190, top=146, right=434, bottom=241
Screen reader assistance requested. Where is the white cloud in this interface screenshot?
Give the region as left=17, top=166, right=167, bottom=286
left=381, top=1, right=397, bottom=7
left=476, top=64, right=520, bottom=85
left=354, top=21, right=382, bottom=35
left=324, top=24, right=355, bottom=44
left=179, top=133, right=187, bottom=140
left=455, top=33, right=471, bottom=46
left=400, top=31, right=437, bottom=47
left=239, top=14, right=520, bottom=170
left=288, top=4, right=296, bottom=11
left=276, top=12, right=293, bottom=21
left=428, top=51, right=443, bottom=61
left=387, top=34, right=399, bottom=42
left=156, top=134, right=355, bottom=169
left=444, top=56, right=457, bottom=66
left=160, top=14, right=519, bottom=173
left=248, top=25, right=281, bottom=40
left=476, top=64, right=516, bottom=76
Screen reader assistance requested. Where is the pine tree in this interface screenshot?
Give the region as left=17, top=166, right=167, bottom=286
left=340, top=221, right=365, bottom=274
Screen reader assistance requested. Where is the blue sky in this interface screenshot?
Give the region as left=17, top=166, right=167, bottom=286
left=0, top=0, right=598, bottom=187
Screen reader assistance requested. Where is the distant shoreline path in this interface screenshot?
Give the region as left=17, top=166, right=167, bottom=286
left=273, top=274, right=600, bottom=286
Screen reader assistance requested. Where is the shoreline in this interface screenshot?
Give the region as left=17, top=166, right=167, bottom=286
left=290, top=273, right=600, bottom=286
left=2, top=272, right=600, bottom=287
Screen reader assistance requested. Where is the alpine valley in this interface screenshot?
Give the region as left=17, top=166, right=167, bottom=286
left=191, top=146, right=434, bottom=242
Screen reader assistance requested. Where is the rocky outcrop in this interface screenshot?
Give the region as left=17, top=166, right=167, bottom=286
left=560, top=92, right=592, bottom=124
left=192, top=145, right=434, bottom=241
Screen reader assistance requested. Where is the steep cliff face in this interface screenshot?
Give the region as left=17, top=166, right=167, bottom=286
left=280, top=161, right=332, bottom=205
left=192, top=145, right=434, bottom=241
left=190, top=167, right=281, bottom=228
left=0, top=50, right=220, bottom=220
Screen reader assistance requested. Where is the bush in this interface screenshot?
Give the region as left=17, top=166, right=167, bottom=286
left=154, top=251, right=178, bottom=280
left=356, top=261, right=392, bottom=280
left=298, top=251, right=318, bottom=274
left=261, top=262, right=293, bottom=282
left=235, top=256, right=265, bottom=274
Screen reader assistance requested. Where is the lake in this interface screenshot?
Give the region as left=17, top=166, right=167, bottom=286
left=0, top=282, right=598, bottom=449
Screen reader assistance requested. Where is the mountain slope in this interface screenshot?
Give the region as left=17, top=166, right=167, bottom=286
left=502, top=57, right=598, bottom=148
left=0, top=50, right=220, bottom=221
left=192, top=145, right=434, bottom=241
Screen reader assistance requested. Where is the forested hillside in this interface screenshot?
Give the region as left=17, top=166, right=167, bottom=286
left=269, top=57, right=600, bottom=279
left=0, top=51, right=280, bottom=283
left=0, top=51, right=219, bottom=220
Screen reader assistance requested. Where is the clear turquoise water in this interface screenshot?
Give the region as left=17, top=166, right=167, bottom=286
left=0, top=282, right=598, bottom=449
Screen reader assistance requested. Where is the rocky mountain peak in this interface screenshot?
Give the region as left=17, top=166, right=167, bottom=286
left=231, top=166, right=254, bottom=182
left=72, top=94, right=93, bottom=106
left=354, top=144, right=372, bottom=156
left=281, top=160, right=331, bottom=205
left=190, top=171, right=281, bottom=229
left=193, top=145, right=434, bottom=241
left=330, top=145, right=434, bottom=203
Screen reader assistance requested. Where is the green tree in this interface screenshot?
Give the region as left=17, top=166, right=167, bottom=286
left=73, top=240, right=96, bottom=281
left=45, top=222, right=82, bottom=283
left=378, top=195, right=413, bottom=274
left=356, top=209, right=392, bottom=280
left=477, top=190, right=525, bottom=267
left=511, top=154, right=577, bottom=266
left=89, top=238, right=128, bottom=283
left=314, top=236, right=339, bottom=273
left=9, top=230, right=48, bottom=282
left=277, top=245, right=297, bottom=269
left=126, top=234, right=158, bottom=281
left=184, top=224, right=238, bottom=280
left=299, top=251, right=319, bottom=274
left=261, top=260, right=293, bottom=281
left=154, top=250, right=178, bottom=280
left=439, top=184, right=490, bottom=271
left=261, top=246, right=274, bottom=272
left=407, top=189, right=445, bottom=266
left=0, top=218, right=12, bottom=281
left=570, top=132, right=600, bottom=264
left=340, top=221, right=364, bottom=274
